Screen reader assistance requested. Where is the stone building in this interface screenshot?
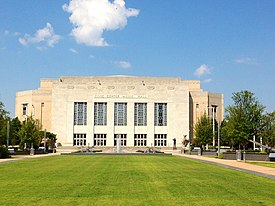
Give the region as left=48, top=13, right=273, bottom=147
left=15, top=76, right=223, bottom=148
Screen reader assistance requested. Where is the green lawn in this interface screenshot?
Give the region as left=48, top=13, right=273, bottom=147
left=0, top=155, right=275, bottom=206
left=248, top=161, right=275, bottom=168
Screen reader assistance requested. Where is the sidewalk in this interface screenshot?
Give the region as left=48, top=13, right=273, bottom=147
left=0, top=153, right=60, bottom=164
left=171, top=151, right=275, bottom=180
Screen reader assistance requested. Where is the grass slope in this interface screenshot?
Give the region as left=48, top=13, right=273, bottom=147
left=248, top=161, right=275, bottom=168
left=0, top=155, right=274, bottom=206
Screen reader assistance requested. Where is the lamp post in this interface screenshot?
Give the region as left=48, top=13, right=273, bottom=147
left=217, top=121, right=220, bottom=156
left=207, top=105, right=217, bottom=147
left=44, top=129, right=46, bottom=153
left=40, top=102, right=44, bottom=129
left=6, top=120, right=10, bottom=147
left=40, top=103, right=45, bottom=152
left=31, top=104, right=35, bottom=117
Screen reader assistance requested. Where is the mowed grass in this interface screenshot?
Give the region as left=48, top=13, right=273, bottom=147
left=248, top=161, right=275, bottom=168
left=0, top=155, right=275, bottom=206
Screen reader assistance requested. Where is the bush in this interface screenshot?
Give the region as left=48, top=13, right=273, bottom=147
left=0, top=146, right=11, bottom=159
left=218, top=153, right=223, bottom=159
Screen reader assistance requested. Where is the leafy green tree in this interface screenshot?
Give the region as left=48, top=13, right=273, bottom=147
left=194, top=113, right=213, bottom=147
left=9, top=117, right=22, bottom=146
left=220, top=120, right=232, bottom=147
left=225, top=90, right=265, bottom=149
left=261, top=111, right=275, bottom=148
left=39, top=131, right=57, bottom=149
left=18, top=117, right=41, bottom=149
left=0, top=101, right=10, bottom=146
left=0, top=101, right=9, bottom=119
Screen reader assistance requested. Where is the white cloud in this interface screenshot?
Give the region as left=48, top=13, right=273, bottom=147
left=4, top=30, right=9, bottom=35
left=36, top=46, right=47, bottom=51
left=115, top=60, right=131, bottom=69
left=63, top=0, right=139, bottom=46
left=2, top=30, right=20, bottom=36
left=194, top=64, right=211, bottom=77
left=203, top=78, right=212, bottom=83
left=13, top=32, right=21, bottom=36
left=69, top=48, right=78, bottom=54
left=234, top=57, right=256, bottom=65
left=89, top=54, right=95, bottom=59
left=18, top=23, right=61, bottom=47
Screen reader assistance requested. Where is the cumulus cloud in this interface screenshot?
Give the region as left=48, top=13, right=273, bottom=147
left=63, top=0, right=139, bottom=46
left=18, top=23, right=61, bottom=47
left=2, top=30, right=20, bottom=36
left=4, top=30, right=10, bottom=35
left=69, top=48, right=78, bottom=54
left=194, top=64, right=211, bottom=77
left=203, top=78, right=212, bottom=83
left=115, top=60, right=131, bottom=69
left=234, top=57, right=256, bottom=65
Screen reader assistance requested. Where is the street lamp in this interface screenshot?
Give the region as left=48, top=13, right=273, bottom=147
left=6, top=120, right=10, bottom=147
left=207, top=105, right=218, bottom=147
left=217, top=121, right=220, bottom=156
left=40, top=102, right=44, bottom=129
left=40, top=102, right=46, bottom=152
left=31, top=104, right=35, bottom=117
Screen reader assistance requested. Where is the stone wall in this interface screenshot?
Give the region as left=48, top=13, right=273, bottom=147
left=223, top=152, right=270, bottom=161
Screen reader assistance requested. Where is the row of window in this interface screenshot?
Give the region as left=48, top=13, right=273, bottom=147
left=73, top=134, right=167, bottom=147
left=74, top=102, right=167, bottom=126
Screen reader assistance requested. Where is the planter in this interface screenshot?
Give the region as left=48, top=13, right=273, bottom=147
left=223, top=152, right=269, bottom=161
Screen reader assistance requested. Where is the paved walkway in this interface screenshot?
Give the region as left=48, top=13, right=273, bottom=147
left=0, top=153, right=60, bottom=164
left=170, top=151, right=275, bottom=180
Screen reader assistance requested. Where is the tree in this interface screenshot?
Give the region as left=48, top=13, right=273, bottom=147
left=0, top=101, right=10, bottom=146
left=261, top=111, right=275, bottom=148
left=0, top=101, right=9, bottom=119
left=39, top=130, right=57, bottom=149
left=18, top=117, right=41, bottom=149
left=9, top=117, right=22, bottom=146
left=225, top=91, right=265, bottom=149
left=194, top=113, right=213, bottom=147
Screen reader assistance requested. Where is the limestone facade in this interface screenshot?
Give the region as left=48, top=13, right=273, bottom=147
left=15, top=76, right=223, bottom=148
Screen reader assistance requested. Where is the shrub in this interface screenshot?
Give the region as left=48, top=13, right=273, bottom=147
left=0, top=146, right=11, bottom=159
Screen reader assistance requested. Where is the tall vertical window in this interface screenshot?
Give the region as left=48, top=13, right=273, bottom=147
left=22, top=103, right=28, bottom=116
left=94, top=102, right=107, bottom=125
left=114, top=103, right=127, bottom=126
left=74, top=102, right=87, bottom=125
left=134, top=103, right=147, bottom=126
left=73, top=134, right=86, bottom=146
left=154, top=103, right=167, bottom=126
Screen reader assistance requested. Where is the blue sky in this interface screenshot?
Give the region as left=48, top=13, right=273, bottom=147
left=0, top=0, right=274, bottom=116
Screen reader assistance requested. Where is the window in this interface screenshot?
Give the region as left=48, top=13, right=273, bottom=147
left=94, top=134, right=107, bottom=146
left=74, top=102, right=87, bottom=125
left=94, top=102, right=107, bottom=125
left=154, top=103, right=167, bottom=126
left=196, top=104, right=199, bottom=111
left=134, top=134, right=147, bottom=146
left=114, top=103, right=127, bottom=126
left=154, top=134, right=167, bottom=147
left=22, top=103, right=28, bottom=116
left=73, top=134, right=86, bottom=146
left=134, top=103, right=147, bottom=126
left=114, top=134, right=127, bottom=146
